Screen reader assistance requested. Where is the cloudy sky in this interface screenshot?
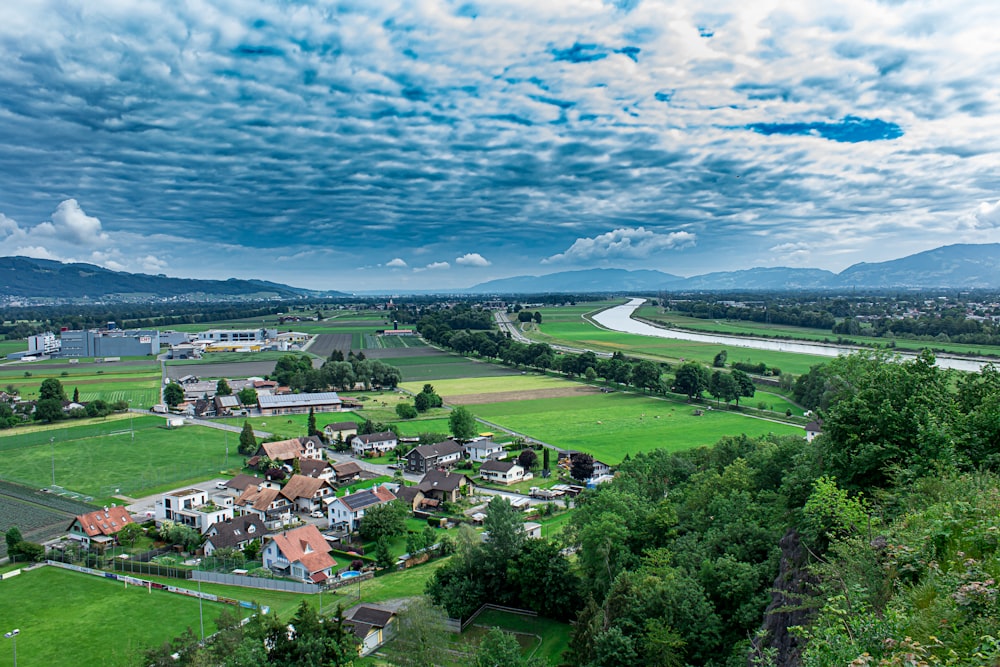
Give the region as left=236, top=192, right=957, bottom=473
left=2, top=0, right=1000, bottom=291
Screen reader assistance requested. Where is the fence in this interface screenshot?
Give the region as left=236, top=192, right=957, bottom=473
left=112, top=558, right=192, bottom=579
left=192, top=570, right=320, bottom=594
left=447, top=603, right=538, bottom=633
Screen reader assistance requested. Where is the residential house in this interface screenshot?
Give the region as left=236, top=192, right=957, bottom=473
left=332, top=461, right=363, bottom=485
left=522, top=522, right=542, bottom=539
left=327, top=485, right=397, bottom=532
left=222, top=474, right=264, bottom=497
left=351, top=431, right=398, bottom=457
left=404, top=439, right=464, bottom=474
left=234, top=483, right=293, bottom=530
left=805, top=419, right=823, bottom=443
left=213, top=394, right=240, bottom=416
left=464, top=437, right=507, bottom=463
left=416, top=469, right=471, bottom=504
left=299, top=459, right=334, bottom=480
left=261, top=524, right=336, bottom=583
left=324, top=421, right=358, bottom=443
left=257, top=392, right=343, bottom=416
left=344, top=605, right=398, bottom=656
left=203, top=515, right=268, bottom=557
left=155, top=488, right=234, bottom=534
left=67, top=505, right=134, bottom=548
left=281, top=474, right=335, bottom=514
left=479, top=460, right=526, bottom=486
left=254, top=436, right=323, bottom=464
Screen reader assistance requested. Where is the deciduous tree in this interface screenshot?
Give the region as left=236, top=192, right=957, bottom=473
left=449, top=406, right=477, bottom=441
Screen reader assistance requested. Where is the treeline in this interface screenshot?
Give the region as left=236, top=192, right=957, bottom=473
left=270, top=351, right=402, bottom=392
left=673, top=300, right=836, bottom=329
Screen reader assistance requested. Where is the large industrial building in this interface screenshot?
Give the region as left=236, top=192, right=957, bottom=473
left=59, top=328, right=160, bottom=357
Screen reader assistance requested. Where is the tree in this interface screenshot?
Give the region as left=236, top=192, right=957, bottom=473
left=163, top=382, right=184, bottom=408
left=731, top=369, right=755, bottom=406
left=84, top=399, right=111, bottom=418
left=449, top=406, right=477, bottom=441
left=237, top=386, right=257, bottom=406
left=307, top=407, right=319, bottom=437
left=117, top=522, right=145, bottom=549
left=216, top=378, right=232, bottom=396
left=33, top=398, right=65, bottom=423
left=571, top=452, right=595, bottom=481
left=709, top=371, right=739, bottom=406
left=673, top=362, right=710, bottom=400
left=39, top=377, right=67, bottom=402
left=632, top=360, right=662, bottom=393
left=72, top=386, right=80, bottom=402
left=533, top=311, right=542, bottom=324
left=161, top=521, right=201, bottom=551
left=359, top=500, right=407, bottom=542
left=543, top=447, right=550, bottom=472
left=713, top=350, right=728, bottom=368
left=385, top=597, right=449, bottom=667
left=5, top=526, right=22, bottom=554
left=483, top=496, right=525, bottom=565
left=374, top=536, right=394, bottom=570
left=413, top=391, right=430, bottom=412
left=475, top=627, right=524, bottom=667
left=517, top=449, right=538, bottom=470
left=396, top=403, right=418, bottom=419
left=238, top=420, right=257, bottom=455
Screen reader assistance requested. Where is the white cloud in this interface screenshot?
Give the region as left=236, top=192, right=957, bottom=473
left=455, top=253, right=491, bottom=267
left=13, top=245, right=59, bottom=260
left=544, top=227, right=696, bottom=264
left=975, top=199, right=1000, bottom=228
left=50, top=199, right=108, bottom=245
left=426, top=261, right=450, bottom=270
left=386, top=257, right=408, bottom=268
left=141, top=255, right=168, bottom=272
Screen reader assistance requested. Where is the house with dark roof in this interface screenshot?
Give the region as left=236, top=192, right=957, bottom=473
left=262, top=524, right=336, bottom=583
left=327, top=485, right=397, bottom=532
left=344, top=605, right=398, bottom=656
left=332, top=461, right=363, bottom=485
left=805, top=419, right=823, bottom=442
left=404, top=439, right=464, bottom=474
left=299, top=458, right=334, bottom=480
left=351, top=431, right=398, bottom=457
left=416, top=469, right=472, bottom=503
left=203, top=515, right=268, bottom=556
left=258, top=392, right=343, bottom=416
left=234, top=483, right=294, bottom=530
left=67, top=505, right=134, bottom=548
left=479, top=460, right=526, bottom=486
left=223, top=474, right=264, bottom=495
left=213, top=394, right=240, bottom=416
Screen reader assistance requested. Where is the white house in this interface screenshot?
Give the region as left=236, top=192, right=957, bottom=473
left=805, top=419, right=823, bottom=443
left=351, top=431, right=398, bottom=457
left=281, top=474, right=335, bottom=514
left=464, top=437, right=507, bottom=463
left=479, top=460, right=527, bottom=485
left=155, top=488, right=234, bottom=534
left=327, top=485, right=397, bottom=532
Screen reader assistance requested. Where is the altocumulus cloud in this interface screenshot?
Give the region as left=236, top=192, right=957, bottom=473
left=544, top=227, right=696, bottom=264
left=386, top=258, right=408, bottom=268
left=455, top=253, right=491, bottom=267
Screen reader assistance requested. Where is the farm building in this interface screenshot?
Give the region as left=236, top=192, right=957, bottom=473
left=258, top=392, right=343, bottom=416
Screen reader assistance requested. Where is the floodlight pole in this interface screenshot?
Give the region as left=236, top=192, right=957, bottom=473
left=4, top=629, right=18, bottom=667
left=50, top=437, right=55, bottom=486
left=198, top=580, right=205, bottom=641
left=129, top=400, right=134, bottom=441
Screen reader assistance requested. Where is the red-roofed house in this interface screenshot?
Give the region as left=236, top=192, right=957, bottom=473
left=67, top=505, right=134, bottom=548
left=262, top=524, right=336, bottom=583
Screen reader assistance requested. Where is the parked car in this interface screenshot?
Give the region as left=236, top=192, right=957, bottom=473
left=310, top=511, right=325, bottom=518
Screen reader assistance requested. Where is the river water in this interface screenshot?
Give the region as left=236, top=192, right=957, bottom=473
left=592, top=298, right=993, bottom=373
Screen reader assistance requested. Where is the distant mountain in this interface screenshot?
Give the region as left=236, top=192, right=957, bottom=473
left=468, top=268, right=685, bottom=294
left=836, top=244, right=1000, bottom=288
left=0, top=256, right=345, bottom=302
left=466, top=244, right=1000, bottom=293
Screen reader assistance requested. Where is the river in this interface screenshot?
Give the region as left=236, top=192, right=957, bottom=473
left=592, top=298, right=994, bottom=373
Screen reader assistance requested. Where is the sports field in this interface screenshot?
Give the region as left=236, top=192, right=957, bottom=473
left=0, top=416, right=235, bottom=501
left=0, top=567, right=228, bottom=667
left=473, top=392, right=803, bottom=464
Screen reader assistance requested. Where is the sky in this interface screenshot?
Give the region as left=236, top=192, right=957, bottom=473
left=2, top=0, right=1000, bottom=291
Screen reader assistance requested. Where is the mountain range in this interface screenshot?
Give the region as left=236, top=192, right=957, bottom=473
left=3, top=243, right=1000, bottom=302
left=0, top=256, right=345, bottom=302
left=467, top=244, right=1000, bottom=293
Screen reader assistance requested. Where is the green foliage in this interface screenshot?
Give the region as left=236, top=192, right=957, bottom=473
left=238, top=420, right=257, bottom=455
left=713, top=349, right=728, bottom=367
left=39, top=377, right=67, bottom=401
left=474, top=627, right=525, bottom=667
left=449, top=405, right=477, bottom=440
left=673, top=361, right=710, bottom=399
left=359, top=500, right=407, bottom=542
left=215, top=378, right=232, bottom=396
left=237, top=386, right=257, bottom=406
left=33, top=397, right=66, bottom=422
left=307, top=406, right=319, bottom=437
left=385, top=597, right=449, bottom=667
left=163, top=381, right=184, bottom=408
left=395, top=402, right=418, bottom=419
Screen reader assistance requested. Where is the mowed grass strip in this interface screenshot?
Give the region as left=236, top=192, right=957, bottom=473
left=473, top=393, right=803, bottom=464
left=0, top=567, right=229, bottom=667
left=400, top=374, right=574, bottom=398
left=0, top=416, right=233, bottom=499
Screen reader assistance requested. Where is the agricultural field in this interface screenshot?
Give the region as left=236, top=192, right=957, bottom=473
left=527, top=303, right=826, bottom=375
left=0, top=359, right=161, bottom=405
left=0, top=479, right=98, bottom=557
left=166, top=350, right=301, bottom=366
left=473, top=392, right=803, bottom=464
left=0, top=416, right=236, bottom=502
left=0, top=567, right=229, bottom=667
left=386, top=353, right=521, bottom=381
left=400, top=374, right=600, bottom=405
left=0, top=338, right=26, bottom=357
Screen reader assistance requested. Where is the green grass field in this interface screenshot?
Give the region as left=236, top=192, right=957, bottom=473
left=165, top=350, right=299, bottom=366
left=473, top=392, right=802, bottom=464
left=0, top=416, right=234, bottom=501
left=470, top=609, right=570, bottom=665
left=400, top=375, right=574, bottom=398
left=0, top=361, right=161, bottom=405
left=0, top=567, right=229, bottom=667
left=393, top=418, right=454, bottom=437
left=392, top=355, right=521, bottom=381
left=0, top=339, right=25, bottom=357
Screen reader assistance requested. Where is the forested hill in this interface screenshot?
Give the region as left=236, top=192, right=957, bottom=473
left=0, top=256, right=344, bottom=301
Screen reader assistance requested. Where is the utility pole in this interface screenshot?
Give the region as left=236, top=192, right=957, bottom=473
left=128, top=400, right=134, bottom=441
left=50, top=437, right=55, bottom=486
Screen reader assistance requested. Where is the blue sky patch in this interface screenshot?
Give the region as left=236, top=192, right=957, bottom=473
left=746, top=116, right=904, bottom=142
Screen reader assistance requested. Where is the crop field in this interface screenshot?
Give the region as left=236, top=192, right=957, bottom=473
left=306, top=333, right=352, bottom=358
left=0, top=416, right=235, bottom=500
left=0, top=360, right=161, bottom=403
left=0, top=339, right=25, bottom=357
left=473, top=392, right=803, bottom=464
left=0, top=567, right=228, bottom=667
left=388, top=354, right=520, bottom=381
left=166, top=351, right=301, bottom=366
left=400, top=375, right=573, bottom=397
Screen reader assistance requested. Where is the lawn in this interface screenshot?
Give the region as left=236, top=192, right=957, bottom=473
left=472, top=392, right=803, bottom=464
left=471, top=609, right=571, bottom=666
left=399, top=375, right=574, bottom=398
left=0, top=339, right=25, bottom=357
left=392, top=418, right=454, bottom=437
left=0, top=416, right=236, bottom=501
left=0, top=566, right=229, bottom=667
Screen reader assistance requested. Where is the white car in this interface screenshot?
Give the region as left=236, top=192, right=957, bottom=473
left=310, top=511, right=325, bottom=518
